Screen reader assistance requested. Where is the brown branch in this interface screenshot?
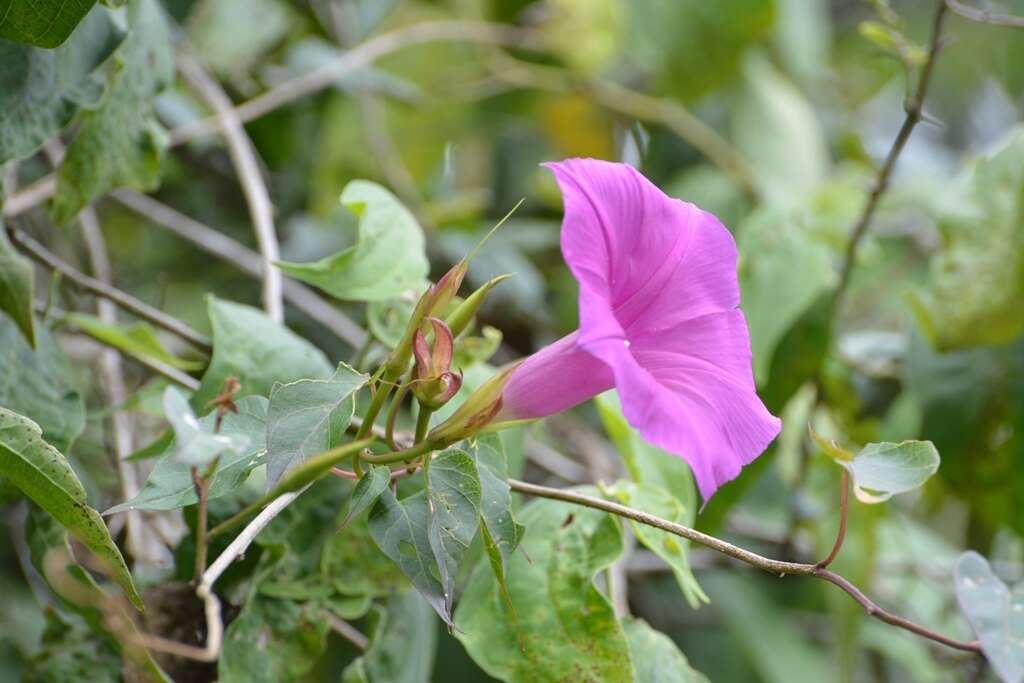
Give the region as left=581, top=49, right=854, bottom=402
left=833, top=0, right=948, bottom=310
left=8, top=225, right=212, bottom=351
left=109, top=190, right=368, bottom=347
left=946, top=0, right=1024, bottom=28
left=177, top=53, right=284, bottom=323
left=507, top=478, right=982, bottom=655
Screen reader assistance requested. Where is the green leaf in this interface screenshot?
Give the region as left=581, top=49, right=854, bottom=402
left=0, top=226, right=34, bottom=346
left=954, top=551, right=1024, bottom=683
left=368, top=488, right=450, bottom=625
left=0, top=315, right=85, bottom=452
left=703, top=572, right=833, bottom=683
left=469, top=435, right=524, bottom=599
left=51, top=0, right=173, bottom=225
left=193, top=296, right=333, bottom=408
left=23, top=610, right=119, bottom=683
left=596, top=392, right=705, bottom=606
left=603, top=481, right=708, bottom=607
left=912, top=127, right=1024, bottom=350
left=219, top=595, right=329, bottom=683
left=105, top=396, right=267, bottom=513
left=341, top=591, right=437, bottom=683
left=732, top=51, right=830, bottom=206
left=0, top=0, right=98, bottom=48
left=277, top=180, right=428, bottom=301
left=814, top=435, right=941, bottom=503
left=426, top=447, right=482, bottom=620
left=186, top=0, right=295, bottom=77
left=455, top=491, right=632, bottom=682
left=339, top=464, right=390, bottom=528
left=323, top=512, right=407, bottom=598
left=161, top=386, right=251, bottom=467
left=265, top=363, right=366, bottom=490
left=0, top=407, right=142, bottom=610
left=738, top=207, right=834, bottom=384
left=367, top=294, right=420, bottom=349
left=0, top=6, right=123, bottom=163
left=623, top=617, right=710, bottom=683
left=63, top=312, right=203, bottom=371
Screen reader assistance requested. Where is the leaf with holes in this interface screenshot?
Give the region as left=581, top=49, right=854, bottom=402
left=469, top=434, right=524, bottom=603
left=0, top=407, right=141, bottom=609
left=105, top=396, right=267, bottom=513
left=368, top=488, right=449, bottom=625
left=455, top=490, right=631, bottom=682
left=813, top=432, right=941, bottom=503
left=277, top=180, right=428, bottom=301
left=954, top=551, right=1024, bottom=683
left=265, top=363, right=366, bottom=490
left=426, top=447, right=482, bottom=620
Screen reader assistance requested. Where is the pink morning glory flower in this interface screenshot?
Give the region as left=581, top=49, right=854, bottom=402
left=497, top=158, right=781, bottom=501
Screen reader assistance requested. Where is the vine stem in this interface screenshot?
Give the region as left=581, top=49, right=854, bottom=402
left=6, top=225, right=212, bottom=351
left=832, top=0, right=948, bottom=312
left=816, top=469, right=850, bottom=569
left=191, top=466, right=210, bottom=580
left=506, top=478, right=982, bottom=655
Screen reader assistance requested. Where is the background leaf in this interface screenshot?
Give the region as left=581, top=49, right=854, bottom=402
left=954, top=551, right=1024, bottom=683
left=51, top=0, right=173, bottom=224
left=0, top=5, right=123, bottom=163
left=0, top=227, right=35, bottom=346
left=64, top=312, right=203, bottom=371
left=342, top=591, right=437, bottom=683
left=623, top=617, right=709, bottom=683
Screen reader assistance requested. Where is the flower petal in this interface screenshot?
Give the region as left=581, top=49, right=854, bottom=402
left=585, top=311, right=781, bottom=501
left=497, top=332, right=614, bottom=421
left=545, top=158, right=740, bottom=341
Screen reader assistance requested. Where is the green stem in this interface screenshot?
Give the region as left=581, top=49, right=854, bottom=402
left=361, top=438, right=437, bottom=465
left=384, top=381, right=411, bottom=450
left=414, top=404, right=433, bottom=444
left=209, top=437, right=374, bottom=538
left=191, top=466, right=209, bottom=581
left=353, top=382, right=393, bottom=476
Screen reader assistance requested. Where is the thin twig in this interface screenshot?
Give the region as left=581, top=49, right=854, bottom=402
left=8, top=225, right=212, bottom=351
left=109, top=190, right=368, bottom=347
left=946, top=0, right=1024, bottom=27
left=1, top=174, right=56, bottom=217
left=833, top=0, right=948, bottom=310
left=507, top=478, right=982, bottom=655
left=322, top=610, right=369, bottom=650
left=817, top=469, right=850, bottom=569
left=192, top=467, right=210, bottom=580
left=177, top=53, right=284, bottom=323
left=167, top=21, right=540, bottom=145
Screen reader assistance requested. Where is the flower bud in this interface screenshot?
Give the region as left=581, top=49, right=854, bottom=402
left=428, top=363, right=519, bottom=445
left=445, top=273, right=512, bottom=338
left=411, top=318, right=462, bottom=410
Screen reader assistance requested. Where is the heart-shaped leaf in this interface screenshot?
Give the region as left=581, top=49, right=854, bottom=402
left=954, top=551, right=1024, bottom=683
left=811, top=430, right=940, bottom=503
left=276, top=180, right=428, bottom=301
